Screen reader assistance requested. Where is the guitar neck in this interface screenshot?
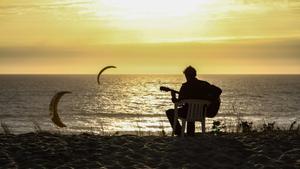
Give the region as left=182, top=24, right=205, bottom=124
left=169, top=89, right=179, bottom=94
left=160, top=86, right=180, bottom=94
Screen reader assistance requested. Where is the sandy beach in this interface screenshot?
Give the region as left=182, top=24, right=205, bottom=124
left=0, top=131, right=299, bottom=169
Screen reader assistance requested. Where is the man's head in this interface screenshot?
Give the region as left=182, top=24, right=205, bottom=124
left=183, top=66, right=197, bottom=81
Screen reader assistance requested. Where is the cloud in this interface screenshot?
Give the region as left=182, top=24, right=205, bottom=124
left=1, top=0, right=300, bottom=46
left=0, top=1, right=89, bottom=9
left=0, top=37, right=299, bottom=74
left=0, top=1, right=90, bottom=16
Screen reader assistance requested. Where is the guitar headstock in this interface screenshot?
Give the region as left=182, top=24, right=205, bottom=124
left=160, top=86, right=171, bottom=92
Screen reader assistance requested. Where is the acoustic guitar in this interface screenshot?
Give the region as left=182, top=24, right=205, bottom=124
left=160, top=86, right=220, bottom=118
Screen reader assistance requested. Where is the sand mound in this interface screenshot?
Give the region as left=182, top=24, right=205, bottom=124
left=0, top=131, right=299, bottom=168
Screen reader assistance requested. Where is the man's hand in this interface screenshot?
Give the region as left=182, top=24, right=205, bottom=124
left=171, top=91, right=178, bottom=103
left=171, top=90, right=176, bottom=98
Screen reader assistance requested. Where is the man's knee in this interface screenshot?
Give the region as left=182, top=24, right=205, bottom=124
left=166, top=109, right=174, bottom=117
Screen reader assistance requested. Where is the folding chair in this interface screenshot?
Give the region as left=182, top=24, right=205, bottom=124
left=172, top=99, right=210, bottom=137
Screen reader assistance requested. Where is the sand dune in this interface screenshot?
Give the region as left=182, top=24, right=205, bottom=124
left=0, top=131, right=299, bottom=168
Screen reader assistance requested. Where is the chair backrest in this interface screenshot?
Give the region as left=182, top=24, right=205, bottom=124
left=183, top=99, right=211, bottom=122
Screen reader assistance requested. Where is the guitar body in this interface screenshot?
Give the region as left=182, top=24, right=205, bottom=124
left=160, top=86, right=221, bottom=118
left=206, top=98, right=221, bottom=118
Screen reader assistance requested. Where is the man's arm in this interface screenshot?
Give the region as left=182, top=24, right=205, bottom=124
left=177, top=84, right=187, bottom=101
left=171, top=84, right=186, bottom=103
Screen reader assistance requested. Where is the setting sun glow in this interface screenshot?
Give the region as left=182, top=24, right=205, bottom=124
left=0, top=0, right=299, bottom=74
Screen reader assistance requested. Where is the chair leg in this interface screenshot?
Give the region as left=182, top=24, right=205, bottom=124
left=181, top=119, right=186, bottom=137
left=202, top=110, right=206, bottom=134
left=201, top=120, right=205, bottom=134
left=172, top=110, right=178, bottom=136
left=172, top=122, right=176, bottom=137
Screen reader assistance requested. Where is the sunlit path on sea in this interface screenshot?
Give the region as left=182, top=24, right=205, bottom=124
left=0, top=75, right=299, bottom=134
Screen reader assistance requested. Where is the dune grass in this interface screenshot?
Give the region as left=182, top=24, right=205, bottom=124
left=1, top=121, right=11, bottom=134
left=1, top=119, right=299, bottom=136
left=32, top=120, right=42, bottom=133
left=1, top=103, right=299, bottom=136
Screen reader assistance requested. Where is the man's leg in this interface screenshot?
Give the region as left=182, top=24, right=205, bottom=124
left=166, top=109, right=181, bottom=136
left=187, top=122, right=195, bottom=136
left=178, top=109, right=195, bottom=136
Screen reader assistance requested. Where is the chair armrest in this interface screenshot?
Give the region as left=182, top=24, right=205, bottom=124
left=179, top=99, right=211, bottom=105
left=174, top=100, right=186, bottom=108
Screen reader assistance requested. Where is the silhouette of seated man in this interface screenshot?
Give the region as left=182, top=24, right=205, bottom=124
left=166, top=66, right=222, bottom=136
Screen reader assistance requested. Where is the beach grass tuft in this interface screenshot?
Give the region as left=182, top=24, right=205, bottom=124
left=95, top=118, right=106, bottom=136
left=289, top=121, right=297, bottom=131
left=32, top=120, right=42, bottom=133
left=135, top=112, right=142, bottom=136
left=1, top=121, right=11, bottom=134
left=158, top=119, right=166, bottom=137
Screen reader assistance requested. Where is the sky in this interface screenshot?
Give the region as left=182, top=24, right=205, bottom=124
left=0, top=0, right=299, bottom=74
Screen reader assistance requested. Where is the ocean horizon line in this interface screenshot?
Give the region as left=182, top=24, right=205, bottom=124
left=0, top=73, right=299, bottom=76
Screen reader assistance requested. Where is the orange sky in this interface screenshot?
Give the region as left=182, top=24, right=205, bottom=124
left=0, top=0, right=299, bottom=74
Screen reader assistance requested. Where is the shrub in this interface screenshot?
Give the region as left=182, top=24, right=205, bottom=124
left=239, top=121, right=253, bottom=133
left=212, top=120, right=225, bottom=135
left=262, top=122, right=276, bottom=132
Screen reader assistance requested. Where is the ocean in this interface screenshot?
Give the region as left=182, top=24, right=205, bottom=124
left=0, top=75, right=299, bottom=134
